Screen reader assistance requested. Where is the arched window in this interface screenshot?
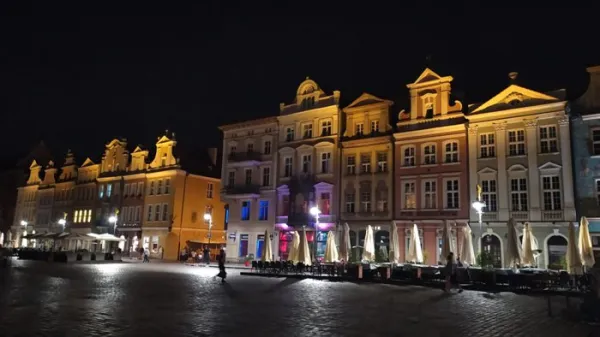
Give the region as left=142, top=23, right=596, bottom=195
left=481, top=234, right=502, bottom=268
left=375, top=230, right=390, bottom=262
left=546, top=235, right=568, bottom=269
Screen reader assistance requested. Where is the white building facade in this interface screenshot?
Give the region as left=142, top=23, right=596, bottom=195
left=467, top=73, right=575, bottom=269
left=219, top=117, right=279, bottom=262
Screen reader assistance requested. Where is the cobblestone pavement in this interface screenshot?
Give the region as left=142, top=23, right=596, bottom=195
left=0, top=259, right=597, bottom=337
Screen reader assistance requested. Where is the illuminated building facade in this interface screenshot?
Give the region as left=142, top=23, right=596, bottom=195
left=340, top=93, right=394, bottom=261
left=467, top=72, right=574, bottom=268
left=569, top=65, right=600, bottom=265
left=275, top=78, right=341, bottom=260
left=393, top=68, right=469, bottom=265
left=219, top=117, right=279, bottom=262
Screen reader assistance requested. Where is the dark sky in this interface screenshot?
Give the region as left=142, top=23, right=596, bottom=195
left=1, top=3, right=598, bottom=164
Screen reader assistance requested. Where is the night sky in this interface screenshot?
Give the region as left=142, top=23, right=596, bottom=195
left=1, top=3, right=598, bottom=165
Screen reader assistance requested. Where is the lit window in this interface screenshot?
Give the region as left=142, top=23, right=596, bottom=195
left=241, top=201, right=251, bottom=221
left=346, top=156, right=356, bottom=175
left=444, top=141, right=459, bottom=163
left=508, top=130, right=526, bottom=156
left=481, top=180, right=498, bottom=212
left=403, top=182, right=416, bottom=209
left=259, top=201, right=269, bottom=221
left=403, top=146, right=415, bottom=167
left=539, top=126, right=558, bottom=153
left=423, top=144, right=436, bottom=165
left=423, top=180, right=437, bottom=209
left=480, top=133, right=495, bottom=158
left=107, top=184, right=112, bottom=197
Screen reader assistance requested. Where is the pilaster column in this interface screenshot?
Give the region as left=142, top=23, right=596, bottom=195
left=313, top=117, right=319, bottom=137
left=468, top=125, right=479, bottom=222
left=558, top=115, right=576, bottom=220
left=525, top=118, right=541, bottom=221
left=494, top=122, right=509, bottom=221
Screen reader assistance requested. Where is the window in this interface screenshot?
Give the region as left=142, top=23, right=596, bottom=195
left=361, top=192, right=371, bottom=212
left=284, top=157, right=293, bottom=177
left=321, top=120, right=332, bottom=136
left=259, top=201, right=269, bottom=221
left=345, top=193, right=355, bottom=213
left=480, top=133, right=495, bottom=158
left=247, top=143, right=254, bottom=152
left=281, top=195, right=289, bottom=216
left=207, top=183, right=214, bottom=198
left=445, top=179, right=459, bottom=209
left=481, top=180, right=498, bottom=212
left=423, top=180, right=437, bottom=209
left=286, top=127, right=294, bottom=142
left=165, top=178, right=170, bottom=194
left=149, top=181, right=155, bottom=195
left=592, top=129, right=600, bottom=155
left=444, top=142, right=459, bottom=163
left=320, top=193, right=331, bottom=215
left=542, top=176, right=561, bottom=210
left=261, top=167, right=270, bottom=187
left=241, top=201, right=251, bottom=221
left=98, top=185, right=104, bottom=198
left=360, top=154, right=371, bottom=173
left=227, top=171, right=235, bottom=187
left=157, top=180, right=162, bottom=195
left=302, top=155, right=311, bottom=173
left=245, top=169, right=252, bottom=185
left=346, top=156, right=356, bottom=175
left=147, top=205, right=153, bottom=221
left=154, top=205, right=160, bottom=221
left=107, top=184, right=113, bottom=197
left=403, top=146, right=415, bottom=166
left=320, top=152, right=331, bottom=173
left=423, top=96, right=435, bottom=119
left=229, top=145, right=237, bottom=154
left=403, top=182, right=416, bottom=209
left=137, top=182, right=143, bottom=196
left=511, top=178, right=528, bottom=211
left=508, top=130, right=526, bottom=156
left=356, top=123, right=364, bottom=136
left=423, top=144, right=436, bottom=165
left=371, top=120, right=379, bottom=133
left=376, top=190, right=388, bottom=212
left=377, top=153, right=387, bottom=172
left=303, top=123, right=313, bottom=138
left=135, top=206, right=141, bottom=222
left=263, top=141, right=272, bottom=155
left=539, top=126, right=558, bottom=153
left=161, top=154, right=167, bottom=167
left=123, top=184, right=129, bottom=197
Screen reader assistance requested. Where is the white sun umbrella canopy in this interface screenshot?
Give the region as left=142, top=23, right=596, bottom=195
left=567, top=222, right=584, bottom=275
left=0, top=232, right=4, bottom=246
left=521, top=222, right=537, bottom=266
left=261, top=230, right=273, bottom=262
left=460, top=225, right=476, bottom=266
left=362, top=225, right=376, bottom=262
left=298, top=228, right=312, bottom=266
left=389, top=222, right=401, bottom=264
left=406, top=224, right=423, bottom=263
left=440, top=223, right=454, bottom=262
left=579, top=216, right=596, bottom=269
left=505, top=218, right=522, bottom=268
left=339, top=223, right=351, bottom=262
left=324, top=231, right=339, bottom=262
left=288, top=231, right=300, bottom=263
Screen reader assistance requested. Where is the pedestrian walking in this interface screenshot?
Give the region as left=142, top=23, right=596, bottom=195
left=143, top=248, right=150, bottom=263
left=444, top=252, right=463, bottom=293
left=216, top=247, right=227, bottom=283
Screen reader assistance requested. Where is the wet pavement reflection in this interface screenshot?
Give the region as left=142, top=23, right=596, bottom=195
left=0, top=260, right=596, bottom=337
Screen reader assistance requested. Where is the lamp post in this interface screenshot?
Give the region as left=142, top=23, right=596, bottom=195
left=20, top=220, right=27, bottom=248
left=108, top=215, right=118, bottom=235
left=204, top=213, right=213, bottom=246
left=310, top=206, right=320, bottom=262
left=58, top=218, right=66, bottom=232
left=471, top=184, right=486, bottom=231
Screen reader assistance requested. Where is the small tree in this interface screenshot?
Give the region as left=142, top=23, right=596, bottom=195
left=476, top=251, right=495, bottom=269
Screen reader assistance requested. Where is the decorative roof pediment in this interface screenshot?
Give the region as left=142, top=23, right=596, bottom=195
left=507, top=164, right=528, bottom=172
left=296, top=144, right=313, bottom=152
left=29, top=159, right=40, bottom=169
left=106, top=138, right=126, bottom=148
left=477, top=167, right=497, bottom=175
left=276, top=184, right=289, bottom=192
left=413, top=68, right=442, bottom=84
left=81, top=158, right=95, bottom=167
left=132, top=146, right=147, bottom=154
left=344, top=93, right=392, bottom=111
left=471, top=84, right=560, bottom=114
left=314, top=182, right=333, bottom=189
left=157, top=135, right=173, bottom=144
left=538, top=161, right=562, bottom=172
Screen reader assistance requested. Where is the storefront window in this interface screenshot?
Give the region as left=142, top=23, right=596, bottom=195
left=239, top=234, right=249, bottom=257
left=256, top=234, right=265, bottom=259
left=151, top=236, right=159, bottom=253
left=279, top=231, right=293, bottom=260
left=316, top=231, right=328, bottom=259
left=546, top=235, right=567, bottom=268
left=375, top=230, right=389, bottom=262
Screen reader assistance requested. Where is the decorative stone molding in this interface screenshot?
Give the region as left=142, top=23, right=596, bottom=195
left=493, top=122, right=507, bottom=132
left=523, top=118, right=538, bottom=129
left=468, top=124, right=478, bottom=135
left=557, top=115, right=569, bottom=126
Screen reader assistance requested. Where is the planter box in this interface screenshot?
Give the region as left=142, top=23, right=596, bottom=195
left=66, top=252, right=77, bottom=262
left=113, top=253, right=122, bottom=261
left=94, top=253, right=105, bottom=261
left=80, top=253, right=91, bottom=261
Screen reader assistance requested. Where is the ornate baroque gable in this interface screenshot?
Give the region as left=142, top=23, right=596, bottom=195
left=471, top=84, right=559, bottom=114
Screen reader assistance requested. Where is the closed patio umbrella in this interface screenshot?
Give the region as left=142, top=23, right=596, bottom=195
left=441, top=223, right=454, bottom=262
left=567, top=222, right=583, bottom=275
left=390, top=222, right=400, bottom=264
left=261, top=230, right=273, bottom=262
left=506, top=218, right=522, bottom=268
left=288, top=231, right=300, bottom=263
left=460, top=225, right=476, bottom=266
left=297, top=228, right=312, bottom=266
left=521, top=222, right=537, bottom=266
left=362, top=225, right=375, bottom=262
left=324, top=231, right=339, bottom=263
left=339, top=223, right=351, bottom=263
left=407, top=224, right=423, bottom=263
left=578, top=216, right=596, bottom=269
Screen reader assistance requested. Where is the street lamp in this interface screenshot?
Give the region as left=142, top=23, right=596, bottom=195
left=58, top=218, right=66, bottom=232
left=310, top=206, right=321, bottom=261
left=472, top=184, right=486, bottom=230
left=204, top=213, right=213, bottom=245
left=20, top=220, right=28, bottom=227
left=108, top=215, right=118, bottom=234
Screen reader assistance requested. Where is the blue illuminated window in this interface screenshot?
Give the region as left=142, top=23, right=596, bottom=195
left=241, top=201, right=251, bottom=221
left=259, top=201, right=268, bottom=221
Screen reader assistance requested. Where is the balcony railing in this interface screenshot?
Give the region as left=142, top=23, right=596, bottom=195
left=228, top=151, right=263, bottom=162
left=542, top=210, right=563, bottom=221
left=510, top=211, right=528, bottom=221
left=342, top=211, right=390, bottom=219
left=223, top=184, right=261, bottom=195
left=481, top=212, right=498, bottom=222
left=397, top=209, right=459, bottom=217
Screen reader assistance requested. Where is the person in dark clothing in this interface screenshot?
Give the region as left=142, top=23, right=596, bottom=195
left=217, top=247, right=227, bottom=283
left=203, top=246, right=210, bottom=265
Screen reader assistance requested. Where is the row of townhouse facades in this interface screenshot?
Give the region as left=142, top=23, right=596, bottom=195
left=220, top=67, right=600, bottom=268
left=10, top=132, right=225, bottom=260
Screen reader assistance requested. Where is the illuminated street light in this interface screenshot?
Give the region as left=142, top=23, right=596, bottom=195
left=20, top=220, right=28, bottom=227
left=109, top=215, right=118, bottom=234
left=472, top=184, right=486, bottom=230
left=204, top=213, right=213, bottom=245
left=310, top=206, right=321, bottom=261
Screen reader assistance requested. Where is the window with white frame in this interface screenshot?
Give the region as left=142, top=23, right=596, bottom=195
left=371, top=120, right=379, bottom=133
left=361, top=192, right=371, bottom=212
left=360, top=154, right=371, bottom=173
left=244, top=169, right=252, bottom=185
left=302, top=155, right=311, bottom=173
left=592, top=129, right=600, bottom=156
left=377, top=152, right=387, bottom=172
left=510, top=178, right=528, bottom=211
left=227, top=171, right=235, bottom=187
left=508, top=129, right=526, bottom=156
left=445, top=179, right=459, bottom=209
left=479, top=133, right=496, bottom=158
left=154, top=204, right=160, bottom=221
left=346, top=156, right=356, bottom=175
left=247, top=143, right=254, bottom=152
left=263, top=141, right=272, bottom=155
left=284, top=157, right=293, bottom=177
left=423, top=144, right=436, bottom=165
left=423, top=96, right=435, bottom=119
left=403, top=182, right=416, bottom=209
left=321, top=152, right=331, bottom=173
left=542, top=176, right=561, bottom=210
left=444, top=141, right=459, bottom=163
left=403, top=146, right=415, bottom=167
left=481, top=180, right=498, bottom=212
left=262, top=167, right=270, bottom=187
left=356, top=123, right=364, bottom=136
left=345, top=193, right=355, bottom=213
left=321, top=120, right=332, bottom=136
left=539, top=126, right=558, bottom=153
left=302, top=123, right=313, bottom=138
left=376, top=189, right=388, bottom=212
left=286, top=127, right=294, bottom=142
left=423, top=180, right=437, bottom=209
left=164, top=178, right=170, bottom=194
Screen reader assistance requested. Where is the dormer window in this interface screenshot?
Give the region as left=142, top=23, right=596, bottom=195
left=286, top=127, right=294, bottom=142
left=422, top=95, right=435, bottom=119
left=161, top=154, right=167, bottom=167
left=371, top=120, right=379, bottom=133
left=301, top=96, right=315, bottom=110
left=356, top=123, right=364, bottom=136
